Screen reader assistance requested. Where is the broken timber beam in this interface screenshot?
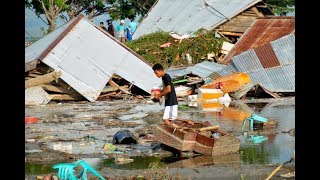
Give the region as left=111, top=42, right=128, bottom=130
left=41, top=83, right=78, bottom=95
left=108, top=79, right=131, bottom=94
left=50, top=94, right=83, bottom=101
left=25, top=70, right=62, bottom=89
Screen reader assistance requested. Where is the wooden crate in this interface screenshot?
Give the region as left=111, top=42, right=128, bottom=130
left=155, top=120, right=212, bottom=152
left=155, top=125, right=197, bottom=151
left=194, top=130, right=240, bottom=155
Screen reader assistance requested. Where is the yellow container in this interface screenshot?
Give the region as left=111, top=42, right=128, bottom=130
left=201, top=102, right=224, bottom=112
left=197, top=88, right=223, bottom=100
left=202, top=72, right=251, bottom=93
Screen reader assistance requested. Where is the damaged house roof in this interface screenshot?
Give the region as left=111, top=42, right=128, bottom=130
left=25, top=14, right=161, bottom=102
left=210, top=33, right=295, bottom=93
left=166, top=61, right=226, bottom=79
left=133, top=0, right=271, bottom=39
left=221, top=16, right=295, bottom=64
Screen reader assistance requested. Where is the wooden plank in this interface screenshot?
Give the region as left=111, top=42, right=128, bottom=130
left=25, top=70, right=62, bottom=89
left=108, top=79, right=131, bottom=94
left=50, top=94, right=84, bottom=101
left=101, top=86, right=119, bottom=93
left=251, top=7, right=264, bottom=17
left=218, top=31, right=243, bottom=37
left=41, top=84, right=79, bottom=95
left=25, top=86, right=52, bottom=106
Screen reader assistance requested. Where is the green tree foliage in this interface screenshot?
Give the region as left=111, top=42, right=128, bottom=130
left=25, top=0, right=70, bottom=33
left=107, top=0, right=156, bottom=20
left=125, top=30, right=227, bottom=69
left=264, top=0, right=295, bottom=15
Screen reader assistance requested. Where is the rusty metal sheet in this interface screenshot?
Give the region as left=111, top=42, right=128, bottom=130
left=222, top=16, right=295, bottom=64
left=254, top=43, right=280, bottom=68
left=25, top=86, right=52, bottom=106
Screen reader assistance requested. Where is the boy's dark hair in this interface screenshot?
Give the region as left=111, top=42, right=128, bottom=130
left=100, top=22, right=104, bottom=25
left=152, top=64, right=163, bottom=71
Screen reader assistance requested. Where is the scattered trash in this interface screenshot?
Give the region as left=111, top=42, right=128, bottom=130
left=103, top=143, right=117, bottom=153
left=175, top=85, right=193, bottom=97
left=53, top=143, right=73, bottom=154
left=113, top=130, right=137, bottom=144
left=280, top=172, right=295, bottom=178
left=25, top=117, right=38, bottom=124
left=160, top=42, right=172, bottom=48
left=115, top=157, right=134, bottom=164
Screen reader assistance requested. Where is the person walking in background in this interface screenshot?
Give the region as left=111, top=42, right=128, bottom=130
left=106, top=20, right=115, bottom=37
left=99, top=22, right=107, bottom=31
left=128, top=18, right=137, bottom=34
left=115, top=20, right=126, bottom=43
left=152, top=64, right=178, bottom=127
left=125, top=26, right=133, bottom=41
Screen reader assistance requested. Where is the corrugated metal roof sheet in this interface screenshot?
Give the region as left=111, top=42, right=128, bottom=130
left=133, top=0, right=261, bottom=39
left=25, top=18, right=75, bottom=65
left=270, top=34, right=295, bottom=65
left=166, top=65, right=190, bottom=79
left=222, top=16, right=295, bottom=64
left=254, top=43, right=280, bottom=68
left=209, top=63, right=238, bottom=79
left=231, top=49, right=264, bottom=72
left=32, top=14, right=161, bottom=101
left=246, top=64, right=295, bottom=92
left=186, top=61, right=226, bottom=78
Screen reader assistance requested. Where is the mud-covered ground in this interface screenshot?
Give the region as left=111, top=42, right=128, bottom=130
left=25, top=97, right=295, bottom=179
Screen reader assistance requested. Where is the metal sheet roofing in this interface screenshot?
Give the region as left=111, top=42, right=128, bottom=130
left=166, top=65, right=190, bottom=79
left=186, top=61, right=226, bottom=78
left=232, top=49, right=264, bottom=72
left=29, top=14, right=161, bottom=101
left=133, top=0, right=261, bottom=39
left=222, top=16, right=295, bottom=64
left=25, top=18, right=75, bottom=65
left=270, top=33, right=295, bottom=65
left=208, top=33, right=295, bottom=92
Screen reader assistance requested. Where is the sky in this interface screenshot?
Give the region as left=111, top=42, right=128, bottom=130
left=25, top=7, right=295, bottom=39
left=25, top=8, right=137, bottom=39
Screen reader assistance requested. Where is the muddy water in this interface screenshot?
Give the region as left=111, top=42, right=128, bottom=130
left=25, top=98, right=295, bottom=179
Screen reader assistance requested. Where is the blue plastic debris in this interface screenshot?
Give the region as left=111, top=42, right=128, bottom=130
left=241, top=114, right=268, bottom=131
left=52, top=159, right=105, bottom=180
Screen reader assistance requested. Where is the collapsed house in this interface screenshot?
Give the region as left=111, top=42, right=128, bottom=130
left=133, top=0, right=273, bottom=41
left=209, top=17, right=295, bottom=98
left=162, top=16, right=295, bottom=99
left=25, top=14, right=161, bottom=105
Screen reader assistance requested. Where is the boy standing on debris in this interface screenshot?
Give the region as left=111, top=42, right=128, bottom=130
left=152, top=64, right=178, bottom=127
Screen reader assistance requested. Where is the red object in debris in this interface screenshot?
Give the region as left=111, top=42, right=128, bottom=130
left=160, top=42, right=172, bottom=48
left=25, top=117, right=38, bottom=124
left=151, top=87, right=161, bottom=94
left=215, top=82, right=223, bottom=89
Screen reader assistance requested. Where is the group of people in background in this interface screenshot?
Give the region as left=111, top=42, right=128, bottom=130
left=99, top=18, right=137, bottom=43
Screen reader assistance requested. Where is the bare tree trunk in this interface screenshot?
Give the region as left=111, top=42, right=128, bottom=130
left=48, top=19, right=56, bottom=32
